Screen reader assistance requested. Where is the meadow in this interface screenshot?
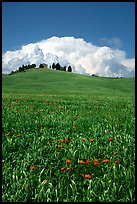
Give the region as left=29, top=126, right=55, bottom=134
left=2, top=68, right=135, bottom=202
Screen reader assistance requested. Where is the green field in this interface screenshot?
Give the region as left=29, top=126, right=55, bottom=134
left=2, top=68, right=135, bottom=202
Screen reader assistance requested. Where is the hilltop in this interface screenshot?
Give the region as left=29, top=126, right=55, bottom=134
left=2, top=68, right=135, bottom=97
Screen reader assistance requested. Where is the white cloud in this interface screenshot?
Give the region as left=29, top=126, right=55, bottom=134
left=2, top=36, right=135, bottom=77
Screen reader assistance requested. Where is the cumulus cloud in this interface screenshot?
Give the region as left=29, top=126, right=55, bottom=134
left=2, top=36, right=135, bottom=77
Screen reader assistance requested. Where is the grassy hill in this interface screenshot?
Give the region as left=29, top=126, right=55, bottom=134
left=2, top=67, right=135, bottom=202
left=2, top=68, right=135, bottom=97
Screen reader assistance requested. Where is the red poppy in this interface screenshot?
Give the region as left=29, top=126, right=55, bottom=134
left=108, top=138, right=113, bottom=141
left=58, top=139, right=61, bottom=142
left=66, top=159, right=71, bottom=164
left=57, top=145, right=63, bottom=149
left=73, top=116, right=77, bottom=119
left=86, top=159, right=91, bottom=164
left=102, top=159, right=110, bottom=163
left=61, top=139, right=65, bottom=143
left=64, top=138, right=69, bottom=143
left=94, top=159, right=99, bottom=166
left=66, top=168, right=71, bottom=171
left=80, top=160, right=86, bottom=164
left=84, top=174, right=91, bottom=179
left=114, top=151, right=118, bottom=155
left=51, top=140, right=55, bottom=143
left=114, top=160, right=119, bottom=165
left=30, top=166, right=36, bottom=170
left=82, top=138, right=86, bottom=142
left=90, top=138, right=94, bottom=142
left=60, top=168, right=65, bottom=171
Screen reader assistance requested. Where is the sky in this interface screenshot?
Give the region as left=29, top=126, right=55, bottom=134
left=2, top=2, right=135, bottom=77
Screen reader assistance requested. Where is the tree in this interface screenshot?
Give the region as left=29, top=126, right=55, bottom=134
left=39, top=64, right=44, bottom=68
left=68, top=65, right=72, bottom=72
left=52, top=63, right=56, bottom=69
left=56, top=63, right=61, bottom=71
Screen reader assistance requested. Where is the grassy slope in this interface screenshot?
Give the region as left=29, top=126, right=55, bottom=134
left=2, top=68, right=135, bottom=97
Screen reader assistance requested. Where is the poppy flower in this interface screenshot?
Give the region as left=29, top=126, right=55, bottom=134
left=66, top=159, right=71, bottom=164
left=57, top=145, right=63, bottom=149
left=82, top=138, right=86, bottom=142
left=90, top=138, right=94, bottom=142
left=58, top=139, right=61, bottom=142
left=114, top=151, right=118, bottom=155
left=108, top=138, right=113, bottom=141
left=80, top=160, right=86, bottom=164
left=64, top=138, right=69, bottom=143
left=66, top=168, right=71, bottom=171
left=114, top=160, right=119, bottom=165
left=94, top=159, right=99, bottom=166
left=73, top=116, right=77, bottom=119
left=86, top=159, right=91, bottom=164
left=61, top=139, right=65, bottom=143
left=102, top=159, right=110, bottom=163
left=60, top=168, right=65, bottom=171
left=84, top=174, right=91, bottom=179
left=30, top=166, right=36, bottom=170
left=51, top=140, right=55, bottom=143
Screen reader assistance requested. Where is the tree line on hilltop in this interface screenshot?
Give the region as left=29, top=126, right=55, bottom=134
left=9, top=63, right=72, bottom=75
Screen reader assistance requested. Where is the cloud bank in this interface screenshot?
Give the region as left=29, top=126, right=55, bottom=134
left=2, top=36, right=135, bottom=77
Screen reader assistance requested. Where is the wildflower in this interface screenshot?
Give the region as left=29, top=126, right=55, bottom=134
left=64, top=138, right=69, bottom=143
left=73, top=115, right=77, bottom=119
left=17, top=134, right=21, bottom=137
left=82, top=138, right=86, bottom=142
left=57, top=145, right=63, bottom=149
left=51, top=140, right=55, bottom=143
left=72, top=126, right=77, bottom=128
left=102, top=159, right=110, bottom=163
left=42, top=179, right=48, bottom=183
left=108, top=138, right=113, bottom=141
left=86, top=159, right=91, bottom=164
left=60, top=168, right=65, bottom=171
left=84, top=174, right=91, bottom=179
left=94, top=159, right=99, bottom=166
left=66, top=159, right=71, bottom=164
left=6, top=132, right=10, bottom=136
left=90, top=138, right=94, bottom=142
left=79, top=160, right=86, bottom=164
left=58, top=139, right=61, bottom=142
left=114, top=151, right=118, bottom=155
left=114, top=160, right=119, bottom=165
left=61, top=139, right=65, bottom=143
left=66, top=168, right=71, bottom=171
left=30, top=166, right=36, bottom=170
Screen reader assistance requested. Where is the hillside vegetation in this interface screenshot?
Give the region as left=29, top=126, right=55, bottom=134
left=2, top=68, right=135, bottom=202
left=2, top=68, right=135, bottom=97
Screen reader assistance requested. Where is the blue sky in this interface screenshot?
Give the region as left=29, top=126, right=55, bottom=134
left=2, top=2, right=135, bottom=58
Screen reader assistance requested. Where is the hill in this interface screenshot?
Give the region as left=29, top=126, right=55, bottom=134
left=2, top=68, right=135, bottom=97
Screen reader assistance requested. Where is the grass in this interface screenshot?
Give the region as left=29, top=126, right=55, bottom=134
left=2, top=68, right=135, bottom=202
